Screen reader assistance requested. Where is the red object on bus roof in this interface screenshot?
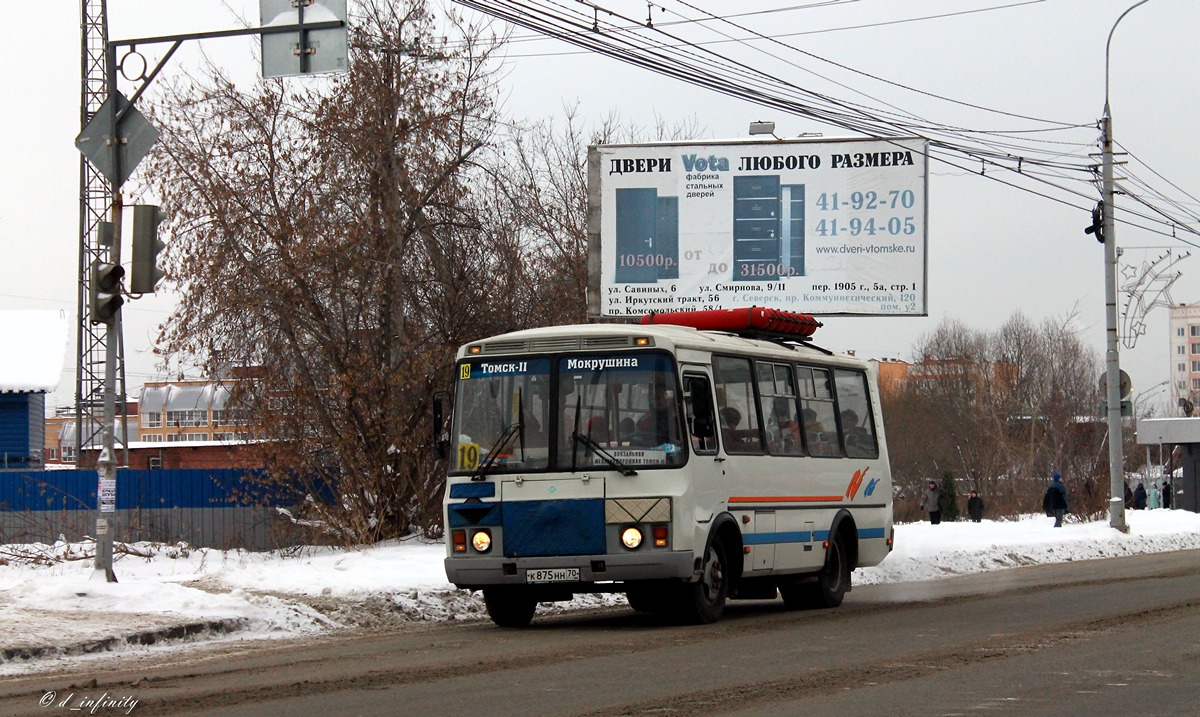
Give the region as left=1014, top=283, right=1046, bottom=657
left=640, top=307, right=822, bottom=338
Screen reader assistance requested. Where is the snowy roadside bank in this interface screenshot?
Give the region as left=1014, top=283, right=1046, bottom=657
left=2, top=510, right=1197, bottom=674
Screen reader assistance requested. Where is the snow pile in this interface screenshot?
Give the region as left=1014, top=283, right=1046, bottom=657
left=856, top=509, right=1200, bottom=584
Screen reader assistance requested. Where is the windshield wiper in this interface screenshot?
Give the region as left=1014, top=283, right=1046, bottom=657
left=572, top=430, right=638, bottom=476
left=471, top=422, right=520, bottom=482
left=470, top=391, right=528, bottom=482
left=569, top=394, right=637, bottom=476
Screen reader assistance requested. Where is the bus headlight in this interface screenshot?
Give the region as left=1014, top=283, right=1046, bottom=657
left=471, top=530, right=492, bottom=553
left=621, top=526, right=643, bottom=549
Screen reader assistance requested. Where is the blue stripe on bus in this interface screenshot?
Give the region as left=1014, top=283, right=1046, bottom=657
left=449, top=482, right=496, bottom=499
left=743, top=531, right=813, bottom=545
left=742, top=528, right=885, bottom=545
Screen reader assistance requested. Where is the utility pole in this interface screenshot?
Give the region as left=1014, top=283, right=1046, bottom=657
left=1100, top=106, right=1126, bottom=533
left=1101, top=0, right=1151, bottom=533
left=77, top=1, right=347, bottom=581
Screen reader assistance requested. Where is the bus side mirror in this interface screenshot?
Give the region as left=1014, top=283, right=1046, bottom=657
left=433, top=392, right=451, bottom=461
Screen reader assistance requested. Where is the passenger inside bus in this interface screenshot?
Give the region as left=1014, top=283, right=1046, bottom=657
left=718, top=405, right=764, bottom=452
left=636, top=384, right=679, bottom=447
left=803, top=406, right=840, bottom=456
left=770, top=398, right=803, bottom=455
left=586, top=416, right=610, bottom=445
left=841, top=409, right=871, bottom=450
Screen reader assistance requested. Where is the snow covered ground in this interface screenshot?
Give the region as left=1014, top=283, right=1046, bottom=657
left=2, top=509, right=1198, bottom=675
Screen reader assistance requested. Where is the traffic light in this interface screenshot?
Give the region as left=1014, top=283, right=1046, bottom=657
left=90, top=260, right=125, bottom=325
left=1084, top=202, right=1104, bottom=243
left=130, top=204, right=167, bottom=294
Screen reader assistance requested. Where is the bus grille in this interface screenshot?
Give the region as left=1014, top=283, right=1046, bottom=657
left=502, top=499, right=605, bottom=557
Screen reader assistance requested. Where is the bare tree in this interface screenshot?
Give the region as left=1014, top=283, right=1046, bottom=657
left=490, top=106, right=705, bottom=325
left=143, top=0, right=706, bottom=543
left=883, top=311, right=1103, bottom=520
left=144, top=1, right=517, bottom=542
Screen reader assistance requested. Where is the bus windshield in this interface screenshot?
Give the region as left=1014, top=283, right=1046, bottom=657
left=450, top=353, right=686, bottom=474
left=451, top=358, right=551, bottom=474
left=557, top=353, right=685, bottom=469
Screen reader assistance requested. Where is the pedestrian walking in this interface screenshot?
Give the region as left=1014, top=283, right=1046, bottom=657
left=1044, top=472, right=1069, bottom=527
left=1124, top=481, right=1133, bottom=509
left=1147, top=482, right=1161, bottom=510
left=967, top=490, right=984, bottom=522
left=919, top=480, right=941, bottom=524
left=1133, top=482, right=1147, bottom=510
left=1163, top=481, right=1173, bottom=510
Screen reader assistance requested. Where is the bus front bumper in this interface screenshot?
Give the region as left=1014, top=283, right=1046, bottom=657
left=445, top=551, right=695, bottom=590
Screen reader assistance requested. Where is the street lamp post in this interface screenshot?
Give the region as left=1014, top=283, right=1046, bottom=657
left=1101, top=0, right=1151, bottom=532
left=1132, top=380, right=1169, bottom=418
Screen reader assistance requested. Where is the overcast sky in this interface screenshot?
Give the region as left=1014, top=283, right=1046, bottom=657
left=4, top=0, right=1197, bottom=413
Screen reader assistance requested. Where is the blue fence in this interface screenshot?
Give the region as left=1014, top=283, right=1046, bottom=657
left=0, top=469, right=308, bottom=550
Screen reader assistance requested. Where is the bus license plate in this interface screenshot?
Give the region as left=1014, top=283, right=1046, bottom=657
left=526, top=568, right=579, bottom=584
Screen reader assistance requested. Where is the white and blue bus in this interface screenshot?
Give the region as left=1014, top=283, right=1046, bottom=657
left=442, top=308, right=893, bottom=626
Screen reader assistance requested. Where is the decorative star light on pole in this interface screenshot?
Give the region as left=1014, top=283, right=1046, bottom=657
left=1119, top=249, right=1190, bottom=348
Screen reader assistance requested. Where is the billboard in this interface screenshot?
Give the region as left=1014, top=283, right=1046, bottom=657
left=587, top=137, right=929, bottom=318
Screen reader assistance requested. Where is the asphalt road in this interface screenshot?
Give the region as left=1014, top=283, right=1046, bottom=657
left=4, top=550, right=1198, bottom=717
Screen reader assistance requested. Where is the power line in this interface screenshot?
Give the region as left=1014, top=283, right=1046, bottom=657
left=457, top=0, right=1197, bottom=253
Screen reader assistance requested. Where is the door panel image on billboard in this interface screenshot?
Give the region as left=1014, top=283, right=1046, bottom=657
left=732, top=175, right=780, bottom=280
left=732, top=176, right=805, bottom=281
left=615, top=188, right=678, bottom=283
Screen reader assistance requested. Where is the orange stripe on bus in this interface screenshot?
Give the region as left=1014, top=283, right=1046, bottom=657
left=729, top=495, right=844, bottom=503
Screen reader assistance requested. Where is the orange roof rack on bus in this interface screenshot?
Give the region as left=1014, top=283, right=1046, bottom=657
left=640, top=307, right=823, bottom=341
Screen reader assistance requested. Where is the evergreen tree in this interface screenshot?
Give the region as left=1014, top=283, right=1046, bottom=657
left=940, top=472, right=961, bottom=522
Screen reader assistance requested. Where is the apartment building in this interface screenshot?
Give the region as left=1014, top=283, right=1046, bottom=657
left=1168, top=303, right=1200, bottom=407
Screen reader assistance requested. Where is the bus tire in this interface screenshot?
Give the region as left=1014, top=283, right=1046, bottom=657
left=483, top=587, right=537, bottom=627
left=677, top=535, right=729, bottom=624
left=780, top=532, right=850, bottom=610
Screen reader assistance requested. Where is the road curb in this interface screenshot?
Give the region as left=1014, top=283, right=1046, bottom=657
left=0, top=617, right=247, bottom=664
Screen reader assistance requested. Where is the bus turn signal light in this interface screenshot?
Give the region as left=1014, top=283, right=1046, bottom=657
left=652, top=524, right=669, bottom=547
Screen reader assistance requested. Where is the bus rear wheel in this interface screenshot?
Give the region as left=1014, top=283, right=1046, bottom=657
left=483, top=587, right=537, bottom=627
left=677, top=536, right=729, bottom=624
left=780, top=532, right=850, bottom=610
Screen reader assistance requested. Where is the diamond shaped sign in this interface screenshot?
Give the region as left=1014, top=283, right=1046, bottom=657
left=75, top=91, right=160, bottom=188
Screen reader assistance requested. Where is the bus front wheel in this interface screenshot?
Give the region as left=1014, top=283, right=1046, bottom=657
left=677, top=535, right=729, bottom=624
left=483, top=587, right=537, bottom=627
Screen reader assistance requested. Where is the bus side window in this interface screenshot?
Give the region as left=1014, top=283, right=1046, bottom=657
left=757, top=361, right=802, bottom=456
left=834, top=369, right=879, bottom=459
left=713, top=356, right=764, bottom=454
left=799, top=366, right=840, bottom=457
left=683, top=374, right=717, bottom=454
